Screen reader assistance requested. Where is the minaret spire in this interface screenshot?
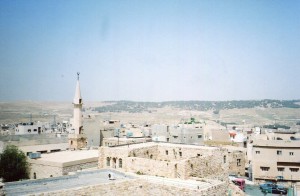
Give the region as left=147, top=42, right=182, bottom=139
left=68, top=72, right=87, bottom=150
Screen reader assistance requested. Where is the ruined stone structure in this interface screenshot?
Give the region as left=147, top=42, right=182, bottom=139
left=99, top=142, right=229, bottom=182
left=38, top=178, right=227, bottom=196
left=68, top=73, right=87, bottom=149
left=226, top=146, right=246, bottom=176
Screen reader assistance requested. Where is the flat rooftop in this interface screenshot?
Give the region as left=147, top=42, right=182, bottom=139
left=28, top=149, right=99, bottom=167
left=3, top=169, right=134, bottom=196
left=34, top=149, right=98, bottom=163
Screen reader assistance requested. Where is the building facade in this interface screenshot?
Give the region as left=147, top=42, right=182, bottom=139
left=252, top=138, right=300, bottom=184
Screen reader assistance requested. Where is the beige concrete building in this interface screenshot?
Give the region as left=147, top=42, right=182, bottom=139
left=252, top=138, right=300, bottom=184
left=28, top=149, right=98, bottom=179
left=0, top=134, right=68, bottom=154
left=99, top=142, right=229, bottom=181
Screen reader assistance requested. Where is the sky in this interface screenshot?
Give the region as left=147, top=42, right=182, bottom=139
left=0, top=0, right=299, bottom=102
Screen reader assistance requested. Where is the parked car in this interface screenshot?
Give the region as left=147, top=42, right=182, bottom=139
left=261, top=187, right=287, bottom=195
left=259, top=182, right=285, bottom=190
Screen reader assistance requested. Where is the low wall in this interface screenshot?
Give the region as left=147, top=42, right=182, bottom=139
left=36, top=179, right=227, bottom=196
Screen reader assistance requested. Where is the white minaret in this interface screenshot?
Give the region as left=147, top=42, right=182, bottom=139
left=68, top=72, right=87, bottom=149
left=73, top=72, right=83, bottom=135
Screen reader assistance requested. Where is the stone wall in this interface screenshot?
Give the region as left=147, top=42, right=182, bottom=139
left=187, top=153, right=228, bottom=181
left=29, top=163, right=63, bottom=179
left=30, top=160, right=98, bottom=179
left=37, top=179, right=228, bottom=196
left=228, top=150, right=245, bottom=176
left=129, top=145, right=159, bottom=159
left=125, top=157, right=181, bottom=178
left=62, top=161, right=98, bottom=175
left=99, top=143, right=229, bottom=181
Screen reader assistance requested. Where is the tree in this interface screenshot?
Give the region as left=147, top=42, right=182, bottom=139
left=0, top=145, right=29, bottom=182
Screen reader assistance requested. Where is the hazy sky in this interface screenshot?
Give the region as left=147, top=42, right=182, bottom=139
left=0, top=0, right=299, bottom=102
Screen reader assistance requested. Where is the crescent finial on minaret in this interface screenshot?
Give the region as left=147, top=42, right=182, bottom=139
left=77, top=72, right=80, bottom=80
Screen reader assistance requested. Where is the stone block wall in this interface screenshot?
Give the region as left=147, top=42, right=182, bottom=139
left=156, top=146, right=217, bottom=161
left=228, top=150, right=245, bottom=176
left=62, top=161, right=98, bottom=175
left=29, top=163, right=62, bottom=179
left=30, top=161, right=98, bottom=179
left=129, top=145, right=159, bottom=159
left=187, top=153, right=228, bottom=181
left=38, top=179, right=228, bottom=196
left=99, top=144, right=229, bottom=181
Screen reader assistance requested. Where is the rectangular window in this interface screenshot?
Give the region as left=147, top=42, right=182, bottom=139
left=256, top=151, right=260, bottom=154
left=277, top=167, right=284, bottom=172
left=237, top=159, right=241, bottom=166
left=166, top=150, right=168, bottom=155
left=289, top=152, right=294, bottom=156
left=179, top=152, right=182, bottom=157
left=198, top=135, right=202, bottom=139
left=260, top=167, right=270, bottom=171
left=277, top=150, right=282, bottom=155
left=290, top=168, right=299, bottom=172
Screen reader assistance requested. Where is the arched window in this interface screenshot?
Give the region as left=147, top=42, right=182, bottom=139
left=119, top=158, right=122, bottom=168
left=106, top=157, right=110, bottom=166
left=223, top=155, right=226, bottom=163
left=33, top=172, right=36, bottom=179
left=112, top=158, right=117, bottom=168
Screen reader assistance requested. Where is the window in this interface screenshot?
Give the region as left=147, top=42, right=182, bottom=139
left=290, top=168, right=299, bottom=172
left=256, top=151, right=260, bottom=154
left=277, top=167, right=284, bottom=172
left=166, top=150, right=168, bottom=155
left=191, top=164, right=193, bottom=169
left=119, top=159, right=122, bottom=168
left=34, top=129, right=37, bottom=132
left=224, top=155, right=226, bottom=163
left=198, top=135, right=202, bottom=139
left=28, top=129, right=31, bottom=133
left=179, top=152, right=182, bottom=157
left=260, top=167, right=270, bottom=171
left=197, top=154, right=200, bottom=157
left=277, top=150, right=282, bottom=155
left=106, top=157, right=110, bottom=166
left=237, top=159, right=241, bottom=166
left=289, top=152, right=294, bottom=156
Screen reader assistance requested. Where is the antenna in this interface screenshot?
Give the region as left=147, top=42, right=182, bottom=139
left=77, top=72, right=80, bottom=80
